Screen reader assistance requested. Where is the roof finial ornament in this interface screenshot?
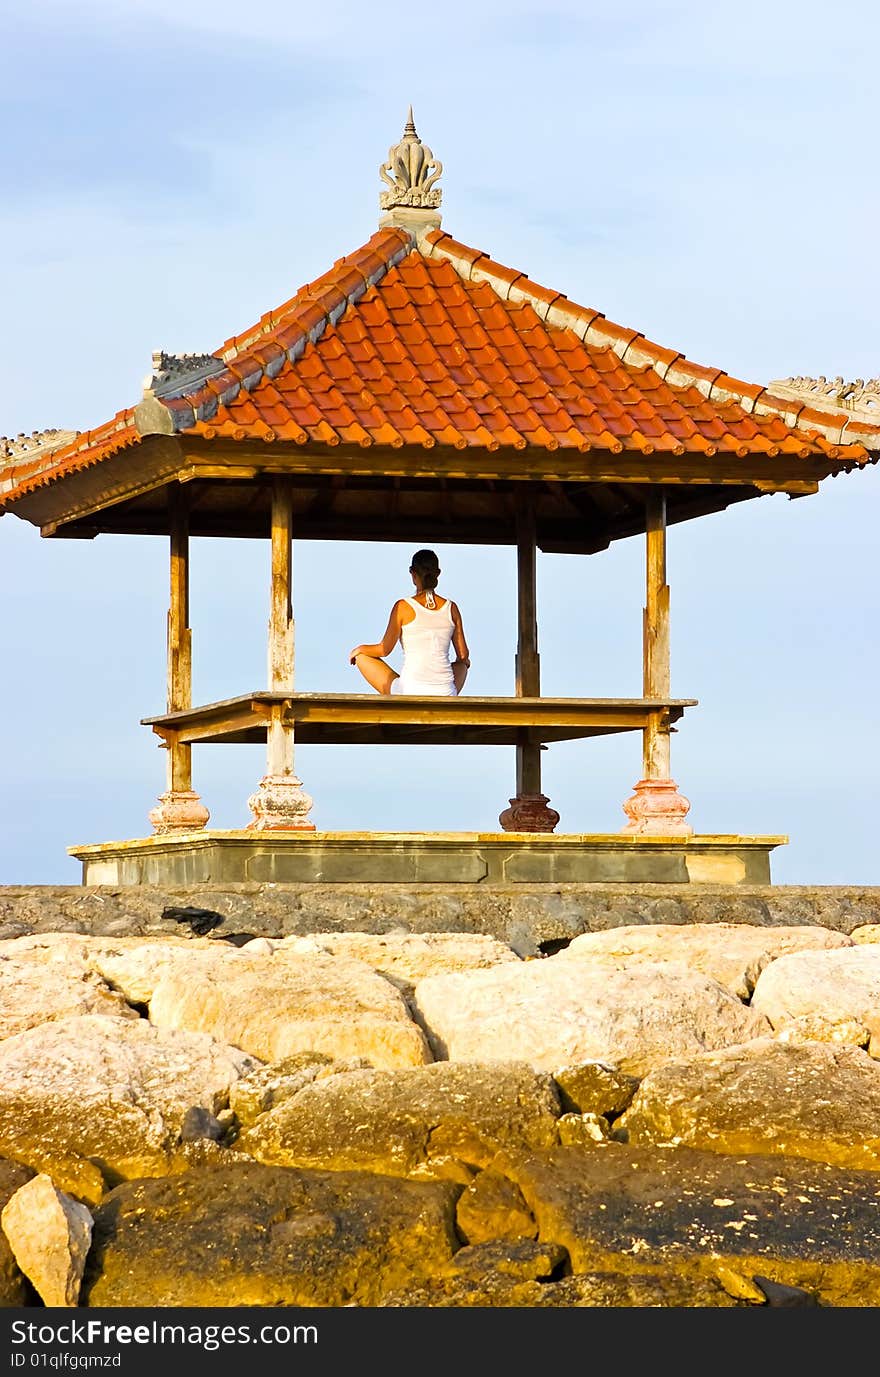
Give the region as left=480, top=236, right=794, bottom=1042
left=378, top=107, right=443, bottom=233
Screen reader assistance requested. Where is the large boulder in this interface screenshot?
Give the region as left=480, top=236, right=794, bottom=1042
left=0, top=932, right=224, bottom=1006
left=0, top=1015, right=258, bottom=1190
left=618, top=1039, right=880, bottom=1171
left=149, top=950, right=431, bottom=1069
left=751, top=946, right=880, bottom=1051
left=228, top=1053, right=369, bottom=1131
left=0, top=951, right=139, bottom=1041
left=552, top=1063, right=639, bottom=1118
left=82, top=1163, right=461, bottom=1307
left=502, top=1142, right=880, bottom=1306
left=560, top=923, right=852, bottom=999
left=381, top=1268, right=751, bottom=1307
left=279, top=931, right=520, bottom=998
left=237, top=1061, right=562, bottom=1180
left=0, top=1175, right=93, bottom=1307
left=412, top=958, right=768, bottom=1077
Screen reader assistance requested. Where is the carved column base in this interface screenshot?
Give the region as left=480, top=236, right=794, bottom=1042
left=247, top=775, right=316, bottom=832
left=621, top=778, right=693, bottom=836
left=148, top=790, right=210, bottom=834
left=499, top=793, right=560, bottom=834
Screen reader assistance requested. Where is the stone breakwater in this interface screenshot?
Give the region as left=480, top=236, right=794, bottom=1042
left=1, top=885, right=880, bottom=1307
left=2, top=882, right=879, bottom=949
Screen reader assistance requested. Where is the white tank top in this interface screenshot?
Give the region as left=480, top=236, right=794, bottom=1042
left=398, top=596, right=455, bottom=693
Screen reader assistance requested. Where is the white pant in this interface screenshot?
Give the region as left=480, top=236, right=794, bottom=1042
left=391, top=677, right=457, bottom=696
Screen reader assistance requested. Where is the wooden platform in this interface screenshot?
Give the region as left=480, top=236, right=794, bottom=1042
left=142, top=693, right=698, bottom=747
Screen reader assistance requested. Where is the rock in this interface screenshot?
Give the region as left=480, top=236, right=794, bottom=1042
left=239, top=937, right=275, bottom=955
left=412, top=958, right=768, bottom=1077
left=752, top=1274, right=820, bottom=1306
left=774, top=1015, right=870, bottom=1048
left=90, top=938, right=240, bottom=1005
left=229, top=1053, right=335, bottom=1130
left=0, top=932, right=229, bottom=1007
left=149, top=950, right=432, bottom=1070
left=82, top=1163, right=461, bottom=1307
left=0, top=1015, right=258, bottom=1186
left=0, top=1160, right=36, bottom=1306
left=560, top=923, right=852, bottom=999
left=557, top=1113, right=610, bottom=1146
left=0, top=1174, right=92, bottom=1307
left=281, top=932, right=520, bottom=999
left=381, top=1268, right=750, bottom=1307
left=179, top=1108, right=225, bottom=1144
left=448, top=1238, right=565, bottom=1279
left=851, top=926, right=880, bottom=944
left=237, top=1062, right=562, bottom=1180
left=455, top=1169, right=537, bottom=1244
left=552, top=1062, right=639, bottom=1117
left=751, top=946, right=880, bottom=1050
left=618, top=1038, right=880, bottom=1171
left=0, top=949, right=140, bottom=1041
left=503, top=1142, right=880, bottom=1306
left=26, top=1159, right=108, bottom=1210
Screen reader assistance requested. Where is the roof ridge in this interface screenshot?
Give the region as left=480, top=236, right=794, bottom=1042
left=135, top=227, right=414, bottom=436
left=420, top=229, right=878, bottom=452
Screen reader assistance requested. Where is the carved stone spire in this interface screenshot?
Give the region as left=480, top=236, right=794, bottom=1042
left=378, top=107, right=442, bottom=233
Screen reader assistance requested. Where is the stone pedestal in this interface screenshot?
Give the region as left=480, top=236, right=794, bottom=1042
left=70, top=830, right=786, bottom=887
left=247, top=775, right=316, bottom=832
left=148, top=791, right=210, bottom=834
left=621, top=778, right=692, bottom=837
left=499, top=793, right=560, bottom=834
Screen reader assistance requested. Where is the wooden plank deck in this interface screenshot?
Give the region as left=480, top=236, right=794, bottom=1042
left=142, top=692, right=698, bottom=747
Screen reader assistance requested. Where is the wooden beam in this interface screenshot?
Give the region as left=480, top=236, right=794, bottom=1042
left=177, top=436, right=834, bottom=489
left=642, top=491, right=671, bottom=780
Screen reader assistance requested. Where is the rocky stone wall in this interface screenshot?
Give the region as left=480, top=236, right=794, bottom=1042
left=1, top=883, right=879, bottom=954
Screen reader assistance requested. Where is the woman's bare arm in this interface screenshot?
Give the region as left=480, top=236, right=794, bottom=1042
left=450, top=603, right=470, bottom=666
left=349, top=602, right=404, bottom=664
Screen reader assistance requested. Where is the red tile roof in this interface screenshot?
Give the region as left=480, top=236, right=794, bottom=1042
left=2, top=226, right=876, bottom=507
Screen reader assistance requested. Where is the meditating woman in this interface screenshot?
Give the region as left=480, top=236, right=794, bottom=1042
left=349, top=549, right=470, bottom=696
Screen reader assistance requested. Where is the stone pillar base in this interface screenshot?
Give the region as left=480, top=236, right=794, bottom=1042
left=621, top=778, right=692, bottom=836
left=247, top=775, right=316, bottom=832
left=499, top=793, right=560, bottom=834
left=148, top=791, right=210, bottom=834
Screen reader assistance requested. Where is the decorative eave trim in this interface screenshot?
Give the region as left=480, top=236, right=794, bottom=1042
left=768, top=376, right=880, bottom=430
left=0, top=414, right=140, bottom=506
left=145, top=351, right=227, bottom=400
left=1, top=429, right=79, bottom=463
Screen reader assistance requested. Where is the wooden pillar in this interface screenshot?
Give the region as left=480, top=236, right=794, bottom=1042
left=247, top=478, right=315, bottom=831
left=643, top=490, right=671, bottom=780
left=621, top=490, right=692, bottom=835
left=499, top=494, right=559, bottom=833
left=148, top=486, right=210, bottom=832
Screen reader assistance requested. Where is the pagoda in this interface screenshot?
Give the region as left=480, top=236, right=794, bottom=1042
left=1, top=112, right=877, bottom=887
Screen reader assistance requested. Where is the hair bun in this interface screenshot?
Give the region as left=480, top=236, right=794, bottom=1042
left=410, top=548, right=440, bottom=590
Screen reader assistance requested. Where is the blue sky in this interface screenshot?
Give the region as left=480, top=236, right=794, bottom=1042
left=1, top=0, right=877, bottom=885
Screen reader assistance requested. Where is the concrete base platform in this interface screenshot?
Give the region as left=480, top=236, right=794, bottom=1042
left=69, top=831, right=788, bottom=887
